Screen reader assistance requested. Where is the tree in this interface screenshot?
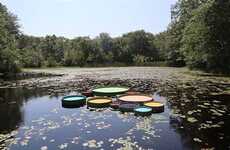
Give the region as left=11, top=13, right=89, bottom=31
left=182, top=0, right=230, bottom=73
left=95, top=33, right=114, bottom=63
left=17, top=35, right=44, bottom=67
left=0, top=3, right=20, bottom=74
left=96, top=33, right=113, bottom=52
left=112, top=37, right=131, bottom=64
left=63, top=37, right=92, bottom=66
left=163, top=0, right=207, bottom=67
left=122, top=30, right=159, bottom=64
left=164, top=25, right=185, bottom=66
left=154, top=31, right=168, bottom=61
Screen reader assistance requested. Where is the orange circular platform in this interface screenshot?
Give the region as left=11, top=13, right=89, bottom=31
left=118, top=94, right=153, bottom=103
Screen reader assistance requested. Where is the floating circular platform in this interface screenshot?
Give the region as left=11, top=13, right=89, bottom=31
left=62, top=95, right=86, bottom=108
left=118, top=94, right=153, bottom=103
left=134, top=107, right=152, bottom=116
left=93, top=87, right=129, bottom=96
left=119, top=103, right=139, bottom=112
left=87, top=97, right=112, bottom=108
left=143, top=102, right=164, bottom=113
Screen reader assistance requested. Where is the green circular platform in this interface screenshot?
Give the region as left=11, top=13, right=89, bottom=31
left=93, top=87, right=129, bottom=96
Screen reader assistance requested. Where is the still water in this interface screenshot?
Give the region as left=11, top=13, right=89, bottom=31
left=0, top=88, right=228, bottom=150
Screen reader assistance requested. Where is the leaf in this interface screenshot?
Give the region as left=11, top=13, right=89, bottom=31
left=41, top=146, right=48, bottom=150
left=187, top=117, right=198, bottom=123
left=193, top=138, right=202, bottom=143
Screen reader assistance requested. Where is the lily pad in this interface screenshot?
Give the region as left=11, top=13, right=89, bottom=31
left=187, top=117, right=198, bottom=123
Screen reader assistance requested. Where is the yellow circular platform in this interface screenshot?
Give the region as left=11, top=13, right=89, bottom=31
left=87, top=97, right=112, bottom=108
left=144, top=102, right=164, bottom=113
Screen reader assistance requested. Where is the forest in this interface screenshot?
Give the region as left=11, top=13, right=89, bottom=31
left=0, top=0, right=230, bottom=75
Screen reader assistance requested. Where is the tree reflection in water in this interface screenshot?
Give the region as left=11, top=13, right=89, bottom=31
left=0, top=88, right=46, bottom=133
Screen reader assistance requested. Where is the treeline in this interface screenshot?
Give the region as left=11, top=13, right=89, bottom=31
left=0, top=0, right=230, bottom=75
left=17, top=32, right=161, bottom=68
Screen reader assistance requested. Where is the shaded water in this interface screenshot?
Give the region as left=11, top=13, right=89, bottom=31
left=0, top=88, right=229, bottom=150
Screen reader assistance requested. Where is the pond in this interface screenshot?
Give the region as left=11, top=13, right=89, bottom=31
left=0, top=87, right=229, bottom=150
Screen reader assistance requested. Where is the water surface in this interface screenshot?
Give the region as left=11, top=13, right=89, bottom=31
left=0, top=88, right=229, bottom=150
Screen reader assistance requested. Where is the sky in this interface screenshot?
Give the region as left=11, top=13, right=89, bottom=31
left=1, top=0, right=177, bottom=38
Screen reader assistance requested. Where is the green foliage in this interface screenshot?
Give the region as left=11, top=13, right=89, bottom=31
left=64, top=49, right=85, bottom=66
left=125, top=30, right=158, bottom=57
left=154, top=0, right=230, bottom=74
left=19, top=48, right=43, bottom=68
left=153, top=31, right=167, bottom=61
left=0, top=3, right=20, bottom=74
left=17, top=35, right=44, bottom=67
left=182, top=0, right=230, bottom=73
left=161, top=27, right=185, bottom=67
left=181, top=2, right=211, bottom=69
left=161, top=0, right=205, bottom=67
left=133, top=55, right=148, bottom=65
left=44, top=57, right=58, bottom=67
left=154, top=28, right=186, bottom=67
left=63, top=31, right=159, bottom=66
left=112, top=37, right=132, bottom=64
